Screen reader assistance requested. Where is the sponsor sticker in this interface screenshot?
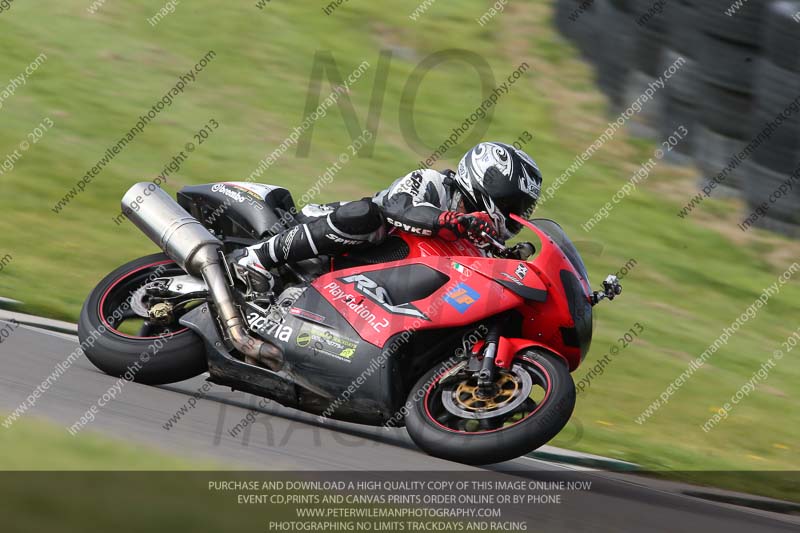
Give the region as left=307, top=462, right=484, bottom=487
left=211, top=182, right=265, bottom=211
left=443, top=283, right=481, bottom=313
left=289, top=307, right=327, bottom=325
left=211, top=183, right=247, bottom=203
left=246, top=312, right=293, bottom=342
left=501, top=272, right=524, bottom=286
left=296, top=324, right=359, bottom=363
left=226, top=182, right=278, bottom=199
left=324, top=281, right=391, bottom=332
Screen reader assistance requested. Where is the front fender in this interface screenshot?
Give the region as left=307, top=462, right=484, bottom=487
left=473, top=337, right=577, bottom=372
left=496, top=337, right=576, bottom=371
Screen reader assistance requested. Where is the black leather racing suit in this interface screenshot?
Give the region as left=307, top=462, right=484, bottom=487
left=252, top=169, right=457, bottom=269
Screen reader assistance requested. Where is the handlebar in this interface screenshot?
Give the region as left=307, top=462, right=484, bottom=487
left=480, top=232, right=508, bottom=253
left=478, top=233, right=536, bottom=260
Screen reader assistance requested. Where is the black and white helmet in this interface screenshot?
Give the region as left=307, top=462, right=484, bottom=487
left=454, top=142, right=542, bottom=239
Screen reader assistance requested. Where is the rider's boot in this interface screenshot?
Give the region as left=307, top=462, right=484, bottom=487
left=228, top=247, right=275, bottom=294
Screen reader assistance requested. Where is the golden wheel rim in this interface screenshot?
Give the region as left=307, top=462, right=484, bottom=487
left=453, top=372, right=523, bottom=412
left=432, top=361, right=547, bottom=433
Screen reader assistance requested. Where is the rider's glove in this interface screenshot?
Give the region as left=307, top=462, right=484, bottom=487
left=436, top=211, right=499, bottom=243
left=436, top=211, right=469, bottom=240
left=460, top=212, right=499, bottom=244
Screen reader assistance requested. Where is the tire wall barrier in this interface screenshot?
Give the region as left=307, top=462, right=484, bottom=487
left=555, top=0, right=800, bottom=238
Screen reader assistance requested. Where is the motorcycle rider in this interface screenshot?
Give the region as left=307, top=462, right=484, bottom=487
left=229, top=141, right=543, bottom=292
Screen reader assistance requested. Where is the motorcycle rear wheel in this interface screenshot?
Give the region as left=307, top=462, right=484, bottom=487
left=405, top=350, right=575, bottom=465
left=78, top=253, right=207, bottom=385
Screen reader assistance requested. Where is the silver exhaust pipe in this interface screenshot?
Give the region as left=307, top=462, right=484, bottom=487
left=122, top=183, right=283, bottom=370
left=122, top=182, right=219, bottom=277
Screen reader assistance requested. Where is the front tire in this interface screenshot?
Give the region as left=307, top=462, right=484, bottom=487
left=405, top=350, right=576, bottom=465
left=78, top=253, right=207, bottom=385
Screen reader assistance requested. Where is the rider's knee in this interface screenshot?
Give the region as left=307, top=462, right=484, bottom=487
left=332, top=200, right=383, bottom=233
left=329, top=200, right=385, bottom=244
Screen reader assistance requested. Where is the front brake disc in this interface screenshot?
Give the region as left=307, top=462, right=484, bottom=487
left=441, top=363, right=533, bottom=420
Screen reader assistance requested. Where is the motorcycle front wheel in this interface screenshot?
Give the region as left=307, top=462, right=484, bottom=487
left=78, top=253, right=207, bottom=385
left=405, top=350, right=575, bottom=465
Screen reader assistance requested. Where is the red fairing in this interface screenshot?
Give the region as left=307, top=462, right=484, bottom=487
left=313, top=252, right=524, bottom=349
left=313, top=217, right=591, bottom=371
left=503, top=215, right=592, bottom=370
left=404, top=234, right=484, bottom=259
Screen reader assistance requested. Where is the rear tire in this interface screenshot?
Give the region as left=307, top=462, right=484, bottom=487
left=405, top=350, right=576, bottom=465
left=78, top=253, right=207, bottom=385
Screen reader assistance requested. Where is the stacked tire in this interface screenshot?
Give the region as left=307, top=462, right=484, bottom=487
left=692, top=0, right=769, bottom=195
left=742, top=1, right=800, bottom=236
left=555, top=0, right=583, bottom=40
left=592, top=0, right=636, bottom=109
left=595, top=0, right=636, bottom=111
left=553, top=0, right=800, bottom=238
left=555, top=0, right=603, bottom=61
left=623, top=0, right=671, bottom=138
left=659, top=0, right=701, bottom=162
left=553, top=0, right=633, bottom=108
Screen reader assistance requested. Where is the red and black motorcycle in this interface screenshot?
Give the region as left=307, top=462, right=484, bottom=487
left=79, top=181, right=621, bottom=464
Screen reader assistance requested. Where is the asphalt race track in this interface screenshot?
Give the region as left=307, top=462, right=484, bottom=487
left=1, top=320, right=797, bottom=532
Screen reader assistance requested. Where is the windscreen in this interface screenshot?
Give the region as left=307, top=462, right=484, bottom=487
left=530, top=219, right=590, bottom=282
